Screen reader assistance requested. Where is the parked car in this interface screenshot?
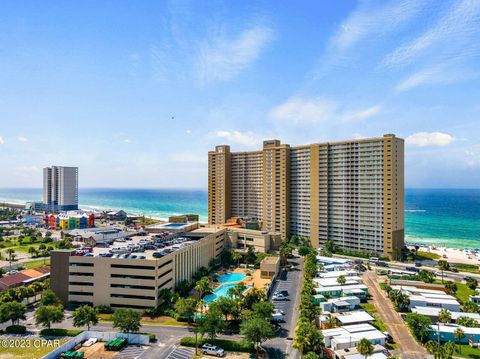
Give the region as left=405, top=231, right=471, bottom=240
left=272, top=293, right=289, bottom=301
left=202, top=343, right=225, bottom=357
left=274, top=290, right=289, bottom=297
left=415, top=262, right=422, bottom=267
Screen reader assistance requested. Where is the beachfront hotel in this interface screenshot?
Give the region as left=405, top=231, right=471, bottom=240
left=43, top=166, right=79, bottom=211
left=208, top=134, right=404, bottom=259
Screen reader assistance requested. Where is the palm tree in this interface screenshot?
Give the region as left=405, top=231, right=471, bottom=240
left=195, top=277, right=211, bottom=315
left=438, top=309, right=452, bottom=324
left=454, top=327, right=465, bottom=353
left=337, top=275, right=347, bottom=285
left=356, top=338, right=374, bottom=359
left=231, top=251, right=242, bottom=267
left=425, top=340, right=440, bottom=358
left=324, top=315, right=337, bottom=329
left=438, top=260, right=449, bottom=283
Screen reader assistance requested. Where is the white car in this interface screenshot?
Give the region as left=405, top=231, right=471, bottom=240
left=272, top=293, right=289, bottom=301
left=272, top=311, right=285, bottom=322
left=202, top=343, right=225, bottom=357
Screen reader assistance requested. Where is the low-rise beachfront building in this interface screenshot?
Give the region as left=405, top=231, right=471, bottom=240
left=316, top=270, right=358, bottom=279
left=333, top=345, right=389, bottom=359
left=334, top=310, right=375, bottom=326
left=412, top=307, right=480, bottom=323
left=470, top=294, right=480, bottom=305
left=322, top=323, right=386, bottom=351
left=429, top=324, right=480, bottom=344
left=260, top=256, right=280, bottom=279
left=391, top=285, right=461, bottom=311
left=45, top=213, right=95, bottom=230
left=314, top=284, right=368, bottom=300
left=319, top=296, right=361, bottom=313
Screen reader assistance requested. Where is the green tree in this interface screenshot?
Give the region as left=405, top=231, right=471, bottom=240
left=72, top=305, right=99, bottom=330
left=303, top=353, right=320, bottom=359
left=40, top=288, right=61, bottom=306
left=466, top=277, right=478, bottom=291
left=213, top=296, right=239, bottom=321
left=227, top=281, right=247, bottom=300
left=444, top=281, right=457, bottom=296
left=456, top=316, right=479, bottom=328
left=196, top=305, right=225, bottom=340
left=437, top=260, right=450, bottom=283
left=356, top=338, right=374, bottom=359
left=112, top=308, right=141, bottom=333
left=232, top=251, right=242, bottom=266
left=240, top=317, right=274, bottom=351
left=324, top=240, right=336, bottom=254
left=28, top=246, right=37, bottom=258
left=174, top=297, right=198, bottom=325
left=293, top=318, right=325, bottom=355
left=438, top=309, right=452, bottom=324
left=0, top=301, right=26, bottom=325
left=35, top=305, right=64, bottom=329
left=195, top=277, right=211, bottom=301
left=454, top=327, right=465, bottom=353
left=406, top=313, right=432, bottom=343
left=337, top=275, right=346, bottom=285
left=324, top=315, right=337, bottom=329
left=418, top=270, right=435, bottom=283
left=463, top=300, right=479, bottom=313
left=252, top=301, right=274, bottom=321
left=425, top=340, right=440, bottom=358
left=246, top=246, right=256, bottom=265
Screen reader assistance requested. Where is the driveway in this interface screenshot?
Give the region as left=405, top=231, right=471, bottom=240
left=362, top=271, right=428, bottom=359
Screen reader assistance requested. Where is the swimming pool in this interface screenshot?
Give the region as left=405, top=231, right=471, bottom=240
left=218, top=272, right=246, bottom=283
left=203, top=283, right=249, bottom=304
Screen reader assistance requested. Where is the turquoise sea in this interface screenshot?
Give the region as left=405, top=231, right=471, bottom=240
left=0, top=188, right=479, bottom=249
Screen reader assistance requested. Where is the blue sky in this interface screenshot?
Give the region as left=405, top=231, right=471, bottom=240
left=0, top=0, right=479, bottom=188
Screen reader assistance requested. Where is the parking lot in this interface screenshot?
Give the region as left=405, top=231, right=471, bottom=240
left=264, top=255, right=303, bottom=358
left=165, top=345, right=195, bottom=359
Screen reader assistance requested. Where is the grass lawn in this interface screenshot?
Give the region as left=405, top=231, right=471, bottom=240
left=99, top=313, right=187, bottom=326
left=456, top=282, right=475, bottom=303
left=22, top=258, right=51, bottom=269
left=454, top=344, right=480, bottom=358
left=0, top=336, right=69, bottom=359
left=455, top=264, right=480, bottom=275
left=360, top=302, right=388, bottom=334
left=415, top=251, right=440, bottom=261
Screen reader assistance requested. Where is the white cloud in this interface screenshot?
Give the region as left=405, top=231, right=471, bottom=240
left=342, top=105, right=382, bottom=123
left=168, top=152, right=207, bottom=164
left=123, top=139, right=132, bottom=144
left=269, top=96, right=338, bottom=124
left=331, top=0, right=426, bottom=50
left=0, top=136, right=4, bottom=145
left=17, top=136, right=28, bottom=143
left=185, top=129, right=191, bottom=135
left=14, top=166, right=39, bottom=177
left=269, top=96, right=381, bottom=124
left=195, top=24, right=274, bottom=83
left=383, top=0, right=480, bottom=66
left=406, top=132, right=455, bottom=147
left=465, top=149, right=480, bottom=167
left=215, top=130, right=260, bottom=147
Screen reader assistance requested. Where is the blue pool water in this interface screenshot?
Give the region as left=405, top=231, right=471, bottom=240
left=218, top=272, right=246, bottom=283
left=203, top=283, right=250, bottom=304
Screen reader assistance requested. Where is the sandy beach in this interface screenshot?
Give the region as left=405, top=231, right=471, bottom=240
left=408, top=244, right=480, bottom=266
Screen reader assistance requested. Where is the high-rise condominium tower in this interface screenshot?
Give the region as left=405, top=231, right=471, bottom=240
left=208, top=134, right=404, bottom=259
left=43, top=166, right=79, bottom=211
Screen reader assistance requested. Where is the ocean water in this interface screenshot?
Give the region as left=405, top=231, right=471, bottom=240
left=0, top=188, right=479, bottom=249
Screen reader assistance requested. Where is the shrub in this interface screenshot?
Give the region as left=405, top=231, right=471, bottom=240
left=96, top=305, right=114, bottom=314
left=180, top=336, right=254, bottom=352
left=40, top=328, right=83, bottom=337
left=136, top=332, right=157, bottom=342
left=5, top=325, right=26, bottom=334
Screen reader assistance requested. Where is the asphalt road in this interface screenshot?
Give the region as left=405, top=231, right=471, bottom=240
left=362, top=271, right=429, bottom=359
left=263, top=255, right=303, bottom=359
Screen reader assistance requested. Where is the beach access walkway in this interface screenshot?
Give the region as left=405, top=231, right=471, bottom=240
left=362, top=271, right=429, bottom=359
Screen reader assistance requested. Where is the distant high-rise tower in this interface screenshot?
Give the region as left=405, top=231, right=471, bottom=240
left=208, top=135, right=404, bottom=259
left=43, top=166, right=79, bottom=211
